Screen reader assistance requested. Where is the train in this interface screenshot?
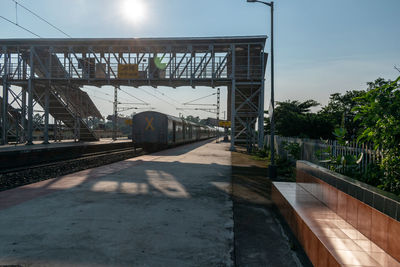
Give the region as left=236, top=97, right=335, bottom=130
left=132, top=111, right=218, bottom=151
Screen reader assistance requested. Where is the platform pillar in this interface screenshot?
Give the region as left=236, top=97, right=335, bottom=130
left=113, top=86, right=118, bottom=141
left=43, top=86, right=50, bottom=144
left=1, top=50, right=8, bottom=145
left=20, top=86, right=27, bottom=143
left=1, top=76, right=8, bottom=145
left=216, top=87, right=220, bottom=143
left=53, top=119, right=57, bottom=142
left=258, top=51, right=266, bottom=149
left=230, top=45, right=236, bottom=151
left=26, top=47, right=34, bottom=145
left=74, top=115, right=79, bottom=142
left=21, top=58, right=27, bottom=143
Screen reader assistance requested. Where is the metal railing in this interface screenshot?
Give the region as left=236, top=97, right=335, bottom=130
left=265, top=135, right=382, bottom=174
left=0, top=55, right=263, bottom=81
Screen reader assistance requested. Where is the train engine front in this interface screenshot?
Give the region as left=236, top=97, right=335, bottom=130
left=132, top=111, right=169, bottom=151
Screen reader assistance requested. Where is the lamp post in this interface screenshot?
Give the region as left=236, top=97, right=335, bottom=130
left=247, top=0, right=277, bottom=179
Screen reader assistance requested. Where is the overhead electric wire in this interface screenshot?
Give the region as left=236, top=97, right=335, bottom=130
left=11, top=0, right=72, bottom=38
left=84, top=87, right=112, bottom=99
left=153, top=88, right=183, bottom=106
left=118, top=106, right=155, bottom=112
left=137, top=87, right=179, bottom=109
left=119, top=87, right=149, bottom=105
left=136, top=87, right=187, bottom=116
left=85, top=87, right=133, bottom=105
left=0, top=15, right=41, bottom=38
left=85, top=88, right=154, bottom=115
left=177, top=107, right=217, bottom=114
left=87, top=93, right=113, bottom=103
left=88, top=86, right=187, bottom=117
left=14, top=0, right=18, bottom=24
left=183, top=92, right=216, bottom=105
left=184, top=103, right=216, bottom=106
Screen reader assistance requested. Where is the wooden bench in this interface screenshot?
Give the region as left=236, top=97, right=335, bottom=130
left=272, top=161, right=400, bottom=267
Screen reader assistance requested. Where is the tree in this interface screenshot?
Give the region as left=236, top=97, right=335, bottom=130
left=275, top=99, right=319, bottom=114
left=353, top=76, right=400, bottom=194
left=185, top=115, right=200, bottom=123
left=265, top=99, right=332, bottom=138
left=319, top=90, right=366, bottom=140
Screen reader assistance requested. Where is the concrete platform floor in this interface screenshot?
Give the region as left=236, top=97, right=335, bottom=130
left=0, top=140, right=304, bottom=267
left=0, top=140, right=233, bottom=267
left=230, top=150, right=305, bottom=267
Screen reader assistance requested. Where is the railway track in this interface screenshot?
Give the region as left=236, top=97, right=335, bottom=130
left=0, top=146, right=144, bottom=191
left=0, top=137, right=218, bottom=192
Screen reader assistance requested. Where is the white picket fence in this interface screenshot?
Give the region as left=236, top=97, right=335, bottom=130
left=265, top=135, right=382, bottom=174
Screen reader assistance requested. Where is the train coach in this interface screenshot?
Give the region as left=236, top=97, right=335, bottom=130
left=132, top=111, right=217, bottom=151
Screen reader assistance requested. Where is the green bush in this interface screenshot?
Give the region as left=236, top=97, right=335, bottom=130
left=276, top=156, right=296, bottom=180
left=282, top=141, right=301, bottom=161
left=353, top=76, right=400, bottom=195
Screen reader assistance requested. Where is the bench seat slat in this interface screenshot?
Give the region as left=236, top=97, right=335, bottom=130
left=272, top=182, right=400, bottom=267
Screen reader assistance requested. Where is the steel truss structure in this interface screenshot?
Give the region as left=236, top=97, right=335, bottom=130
left=0, top=36, right=267, bottom=149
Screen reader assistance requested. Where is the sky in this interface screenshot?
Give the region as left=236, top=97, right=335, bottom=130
left=1, top=0, right=399, bottom=119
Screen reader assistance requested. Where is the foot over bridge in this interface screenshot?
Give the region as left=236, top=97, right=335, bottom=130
left=0, top=36, right=268, bottom=149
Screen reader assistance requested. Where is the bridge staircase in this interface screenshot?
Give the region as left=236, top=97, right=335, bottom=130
left=33, top=84, right=99, bottom=141
left=28, top=49, right=99, bottom=141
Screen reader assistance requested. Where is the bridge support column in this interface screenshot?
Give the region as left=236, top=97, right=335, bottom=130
left=26, top=47, right=34, bottom=145
left=43, top=87, right=50, bottom=144
left=26, top=79, right=34, bottom=145
left=258, top=53, right=265, bottom=149
left=216, top=87, right=220, bottom=143
left=20, top=57, right=27, bottom=144
left=113, top=86, right=118, bottom=141
left=230, top=45, right=236, bottom=151
left=21, top=86, right=27, bottom=143
left=1, top=50, right=8, bottom=145
left=1, top=76, right=8, bottom=145
left=74, top=115, right=80, bottom=142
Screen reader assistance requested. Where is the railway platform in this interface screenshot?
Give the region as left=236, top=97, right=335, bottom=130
left=0, top=138, right=134, bottom=171
left=0, top=138, right=132, bottom=153
left=0, top=139, right=300, bottom=266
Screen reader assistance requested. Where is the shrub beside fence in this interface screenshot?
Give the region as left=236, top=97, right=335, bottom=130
left=265, top=135, right=382, bottom=175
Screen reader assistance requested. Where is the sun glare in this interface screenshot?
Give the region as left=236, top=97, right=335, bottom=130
left=122, top=0, right=146, bottom=24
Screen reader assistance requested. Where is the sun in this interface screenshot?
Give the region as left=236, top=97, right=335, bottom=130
left=121, top=0, right=146, bottom=24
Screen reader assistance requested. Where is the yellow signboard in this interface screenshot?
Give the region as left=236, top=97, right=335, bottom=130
left=118, top=64, right=139, bottom=79
left=124, top=119, right=132, bottom=126
left=219, top=121, right=231, bottom=127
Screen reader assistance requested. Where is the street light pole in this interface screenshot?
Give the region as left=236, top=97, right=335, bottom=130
left=247, top=0, right=277, bottom=179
